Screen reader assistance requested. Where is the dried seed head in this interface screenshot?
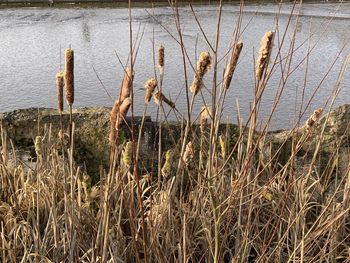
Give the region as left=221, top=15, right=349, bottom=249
left=306, top=108, right=323, bottom=132
left=109, top=99, right=122, bottom=145
left=161, top=150, right=173, bottom=178
left=64, top=48, right=74, bottom=105
left=154, top=91, right=175, bottom=108
left=122, top=141, right=133, bottom=166
left=158, top=45, right=165, bottom=69
left=116, top=97, right=132, bottom=131
left=199, top=106, right=210, bottom=131
left=144, top=78, right=157, bottom=104
left=35, top=136, right=44, bottom=156
left=219, top=135, right=226, bottom=159
left=190, top=51, right=212, bottom=95
left=223, top=42, right=243, bottom=90
left=120, top=68, right=134, bottom=101
left=182, top=141, right=194, bottom=166
left=56, top=71, right=64, bottom=113
left=255, top=31, right=274, bottom=81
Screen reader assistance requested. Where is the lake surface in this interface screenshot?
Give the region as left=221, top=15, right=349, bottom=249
left=0, top=2, right=349, bottom=130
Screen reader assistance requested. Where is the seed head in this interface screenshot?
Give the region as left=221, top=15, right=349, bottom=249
left=161, top=150, right=173, bottom=178
left=56, top=71, right=64, bottom=113
left=35, top=136, right=44, bottom=157
left=120, top=68, right=134, bottom=102
left=223, top=42, right=243, bottom=90
left=199, top=106, right=210, bottom=131
left=144, top=78, right=157, bottom=104
left=182, top=141, right=194, bottom=166
left=122, top=141, right=133, bottom=167
left=154, top=91, right=175, bottom=108
left=190, top=51, right=212, bottom=95
left=158, top=45, right=165, bottom=70
left=64, top=48, right=74, bottom=105
left=255, top=31, right=274, bottom=81
left=306, top=108, right=323, bottom=132
left=116, top=97, right=132, bottom=131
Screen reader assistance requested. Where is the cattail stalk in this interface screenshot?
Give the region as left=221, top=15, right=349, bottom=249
left=190, top=51, right=212, bottom=95
left=223, top=42, right=243, bottom=90
left=158, top=45, right=165, bottom=74
left=109, top=99, right=122, bottom=145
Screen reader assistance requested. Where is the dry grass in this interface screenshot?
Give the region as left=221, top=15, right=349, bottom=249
left=1, top=1, right=350, bottom=263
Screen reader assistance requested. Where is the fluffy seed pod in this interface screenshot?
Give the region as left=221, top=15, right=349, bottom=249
left=199, top=106, right=210, bottom=131
left=35, top=136, right=44, bottom=157
left=255, top=31, right=274, bottom=81
left=182, top=141, right=194, bottom=166
left=116, top=98, right=132, bottom=131
left=154, top=91, right=175, bottom=108
left=56, top=71, right=64, bottom=113
left=109, top=99, right=122, bottom=145
left=120, top=68, right=134, bottom=102
left=219, top=135, right=226, bottom=159
left=190, top=51, right=212, bottom=95
left=158, top=45, right=165, bottom=69
left=223, top=42, right=243, bottom=90
left=144, top=78, right=157, bottom=104
left=64, top=48, right=74, bottom=105
left=122, top=141, right=133, bottom=167
left=161, top=150, right=173, bottom=178
left=306, top=108, right=323, bottom=132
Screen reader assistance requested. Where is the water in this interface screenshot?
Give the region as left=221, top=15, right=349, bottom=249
left=0, top=2, right=349, bottom=130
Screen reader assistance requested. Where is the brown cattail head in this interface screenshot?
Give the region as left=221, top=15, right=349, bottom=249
left=144, top=78, right=157, bottom=104
left=109, top=99, right=122, bottom=144
left=190, top=51, right=212, bottom=95
left=64, top=48, right=74, bottom=105
left=56, top=71, right=64, bottom=113
left=255, top=31, right=274, bottom=81
left=306, top=108, right=323, bottom=132
left=116, top=97, right=132, bottom=131
left=223, top=42, right=243, bottom=90
left=182, top=141, right=194, bottom=166
left=120, top=68, right=134, bottom=101
left=199, top=105, right=210, bottom=131
left=158, top=45, right=165, bottom=70
left=154, top=91, right=175, bottom=108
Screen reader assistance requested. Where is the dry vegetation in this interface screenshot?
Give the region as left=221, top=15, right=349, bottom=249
left=1, top=1, right=350, bottom=262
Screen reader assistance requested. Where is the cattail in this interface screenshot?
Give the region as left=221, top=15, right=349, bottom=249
left=56, top=72, right=64, bottom=113
left=35, top=136, right=44, bottom=157
left=158, top=45, right=164, bottom=72
left=255, top=31, right=274, bottom=81
left=116, top=97, right=132, bottom=131
left=219, top=135, right=226, bottom=159
left=154, top=91, right=175, bottom=108
left=122, top=141, right=133, bottom=166
left=161, top=150, right=173, bottom=178
left=120, top=68, right=134, bottom=101
left=223, top=42, right=243, bottom=90
left=109, top=99, right=122, bottom=144
left=306, top=108, right=323, bottom=132
left=64, top=48, right=74, bottom=105
left=182, top=141, right=194, bottom=166
left=199, top=106, right=210, bottom=131
left=144, top=78, right=157, bottom=104
left=190, top=51, right=212, bottom=95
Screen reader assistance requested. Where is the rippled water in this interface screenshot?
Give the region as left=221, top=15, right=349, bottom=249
left=0, top=2, right=349, bottom=129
